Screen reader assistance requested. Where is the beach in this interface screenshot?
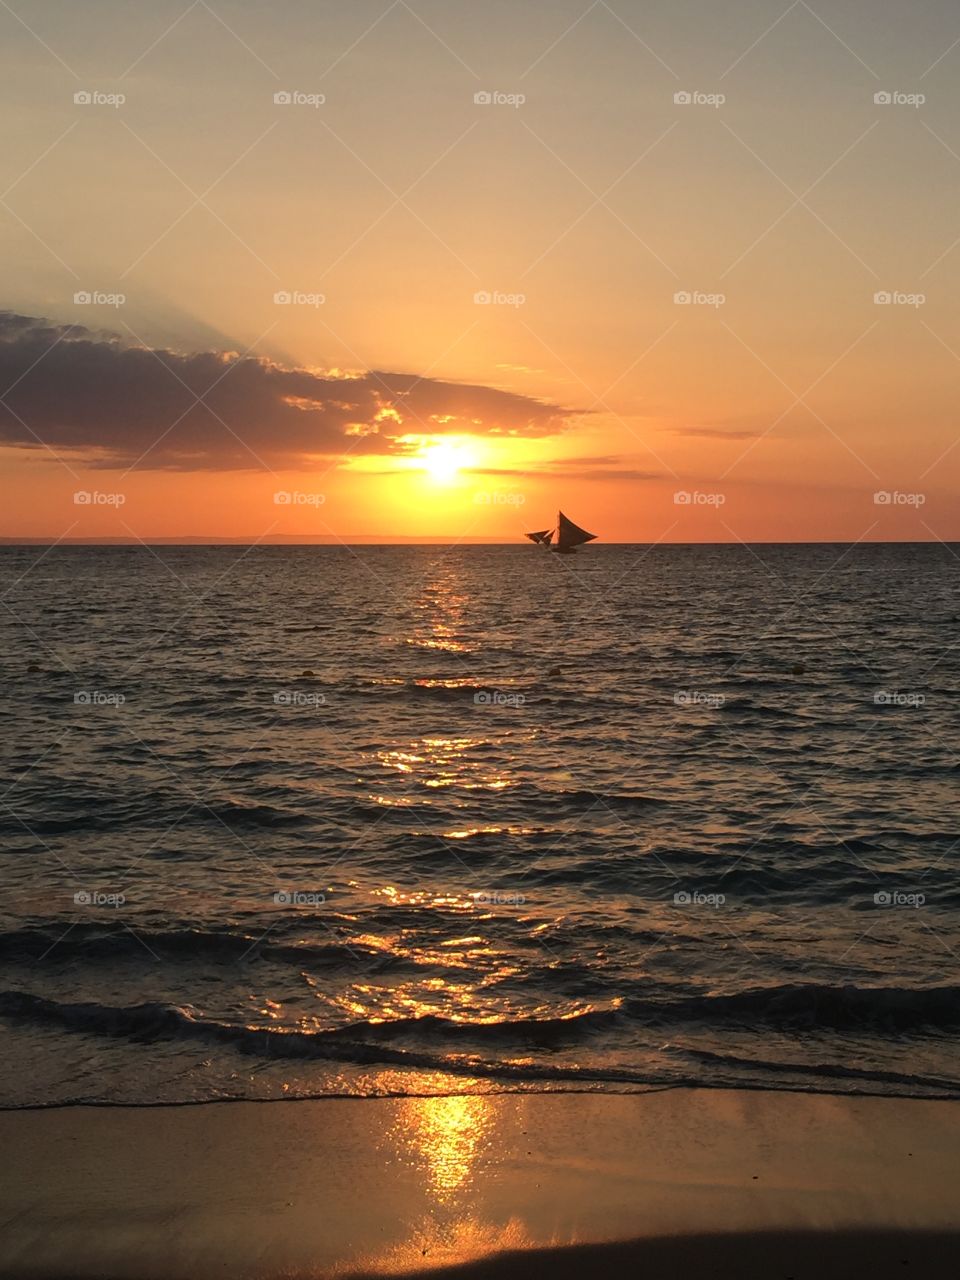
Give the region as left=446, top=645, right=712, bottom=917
left=1, top=1087, right=958, bottom=1278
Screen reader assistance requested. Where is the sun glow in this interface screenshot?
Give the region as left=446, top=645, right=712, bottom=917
left=419, top=438, right=477, bottom=485
left=332, top=433, right=548, bottom=534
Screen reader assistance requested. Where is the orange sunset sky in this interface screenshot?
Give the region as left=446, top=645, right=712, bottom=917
left=1, top=0, right=959, bottom=543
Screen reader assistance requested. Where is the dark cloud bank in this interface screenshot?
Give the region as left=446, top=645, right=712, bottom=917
left=0, top=313, right=579, bottom=471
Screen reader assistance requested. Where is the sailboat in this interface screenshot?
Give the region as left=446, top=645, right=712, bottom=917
left=526, top=511, right=597, bottom=554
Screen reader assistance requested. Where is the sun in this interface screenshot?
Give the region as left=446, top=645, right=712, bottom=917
left=420, top=439, right=475, bottom=485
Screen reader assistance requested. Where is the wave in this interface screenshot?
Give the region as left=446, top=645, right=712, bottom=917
left=0, top=795, right=311, bottom=836
left=686, top=1048, right=960, bottom=1094
left=4, top=982, right=959, bottom=1054
left=623, top=983, right=960, bottom=1032
left=202, top=801, right=311, bottom=829
left=0, top=925, right=419, bottom=971
left=716, top=697, right=816, bottom=722
left=0, top=989, right=616, bottom=1062
left=1, top=988, right=959, bottom=1101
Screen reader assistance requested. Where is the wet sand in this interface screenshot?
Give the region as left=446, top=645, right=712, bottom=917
left=1, top=1088, right=958, bottom=1278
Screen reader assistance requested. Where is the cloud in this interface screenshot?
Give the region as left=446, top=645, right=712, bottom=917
left=668, top=414, right=814, bottom=441
left=669, top=425, right=762, bottom=440
left=0, top=313, right=581, bottom=471
left=364, top=452, right=662, bottom=481
left=469, top=455, right=662, bottom=482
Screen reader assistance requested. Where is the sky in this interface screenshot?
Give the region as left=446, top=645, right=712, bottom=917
left=1, top=0, right=960, bottom=542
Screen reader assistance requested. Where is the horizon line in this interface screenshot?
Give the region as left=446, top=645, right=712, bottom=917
left=1, top=536, right=957, bottom=548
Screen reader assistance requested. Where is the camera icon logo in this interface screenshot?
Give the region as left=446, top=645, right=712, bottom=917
left=74, top=890, right=92, bottom=904
left=674, top=91, right=692, bottom=105
left=874, top=891, right=892, bottom=905
left=874, top=91, right=892, bottom=105
left=473, top=290, right=492, bottom=305
left=273, top=491, right=292, bottom=505
left=873, top=491, right=891, bottom=505
left=673, top=291, right=692, bottom=304
left=273, top=290, right=292, bottom=305
left=274, top=91, right=292, bottom=105
left=673, top=890, right=692, bottom=904
left=474, top=91, right=492, bottom=105
left=73, top=291, right=92, bottom=305
left=874, top=291, right=892, bottom=305
left=674, top=490, right=692, bottom=504
left=74, top=90, right=92, bottom=105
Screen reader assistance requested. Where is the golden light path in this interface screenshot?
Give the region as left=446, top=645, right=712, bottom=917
left=359, top=1093, right=538, bottom=1273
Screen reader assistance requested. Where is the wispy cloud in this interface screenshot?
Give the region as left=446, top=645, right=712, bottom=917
left=669, top=425, right=766, bottom=441
left=470, top=455, right=662, bottom=481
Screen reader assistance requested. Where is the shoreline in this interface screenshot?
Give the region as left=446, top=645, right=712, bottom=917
left=3, top=1076, right=960, bottom=1110
left=2, top=1087, right=959, bottom=1278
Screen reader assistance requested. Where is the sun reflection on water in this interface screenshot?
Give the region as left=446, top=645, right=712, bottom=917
left=376, top=737, right=518, bottom=791
left=395, top=1093, right=493, bottom=1199
left=355, top=1215, right=536, bottom=1276
left=351, top=1093, right=542, bottom=1275
left=406, top=571, right=472, bottom=653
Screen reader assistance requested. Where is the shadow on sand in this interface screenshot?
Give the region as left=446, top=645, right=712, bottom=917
left=343, top=1228, right=960, bottom=1280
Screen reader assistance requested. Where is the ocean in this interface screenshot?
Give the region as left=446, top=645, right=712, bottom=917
left=1, top=542, right=958, bottom=1106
